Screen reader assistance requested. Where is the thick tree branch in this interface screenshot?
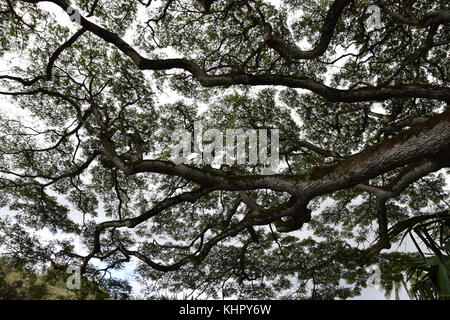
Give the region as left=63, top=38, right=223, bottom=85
left=15, top=0, right=450, bottom=103
left=261, top=0, right=353, bottom=60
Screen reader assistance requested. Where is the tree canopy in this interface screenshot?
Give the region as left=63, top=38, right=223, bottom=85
left=0, top=0, right=449, bottom=299
left=0, top=256, right=130, bottom=299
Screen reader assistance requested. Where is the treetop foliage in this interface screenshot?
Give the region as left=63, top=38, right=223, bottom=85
left=0, top=0, right=449, bottom=299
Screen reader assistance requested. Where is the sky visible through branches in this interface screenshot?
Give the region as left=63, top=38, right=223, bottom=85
left=0, top=0, right=449, bottom=300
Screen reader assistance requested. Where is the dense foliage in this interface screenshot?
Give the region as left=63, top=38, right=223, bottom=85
left=0, top=0, right=449, bottom=299
left=0, top=257, right=131, bottom=299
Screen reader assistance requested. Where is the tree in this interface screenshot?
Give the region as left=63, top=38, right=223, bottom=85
left=0, top=256, right=130, bottom=299
left=0, top=0, right=449, bottom=299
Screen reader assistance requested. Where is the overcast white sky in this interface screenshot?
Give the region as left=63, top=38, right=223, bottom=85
left=1, top=0, right=449, bottom=300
